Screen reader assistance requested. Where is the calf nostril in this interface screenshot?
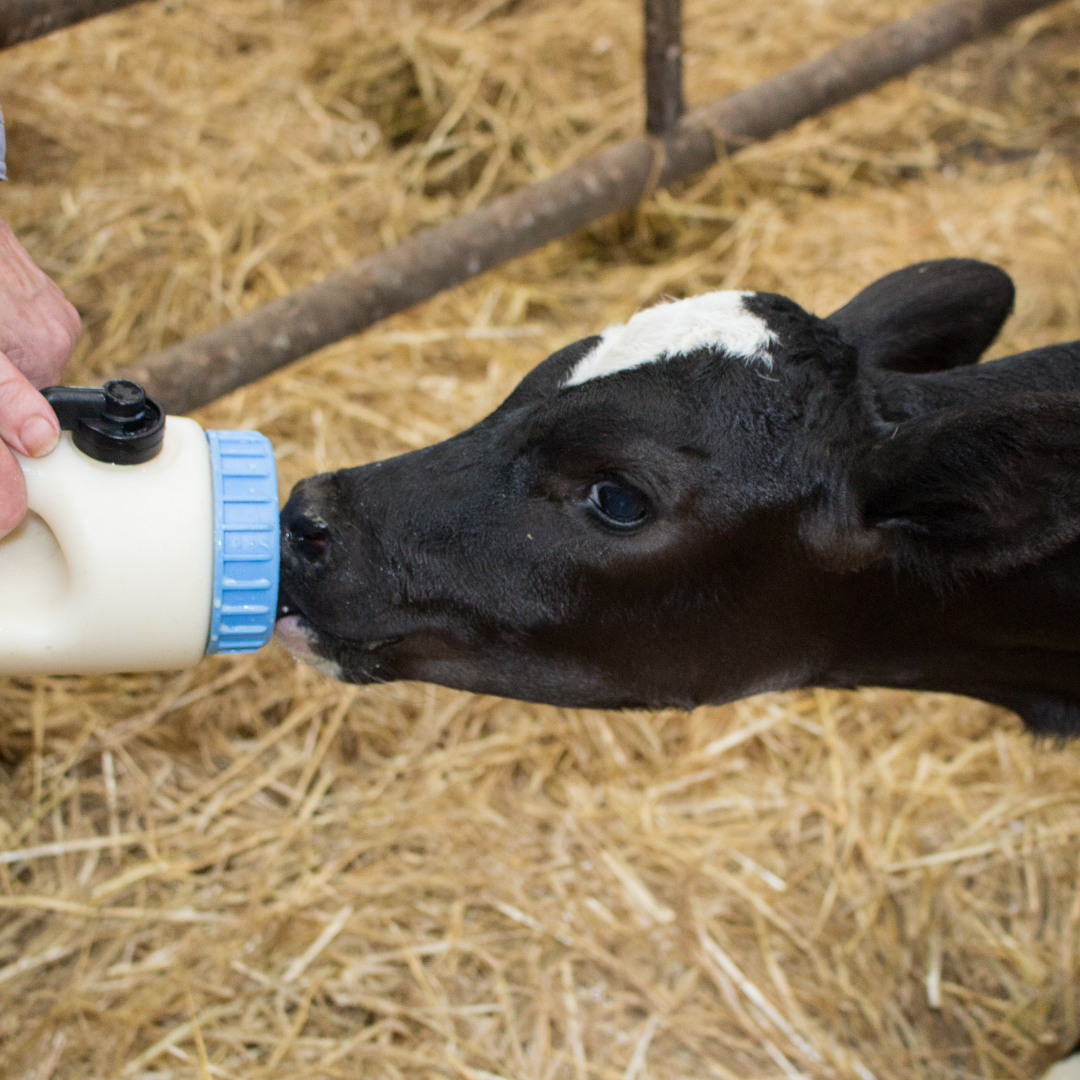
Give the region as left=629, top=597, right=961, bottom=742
left=288, top=517, right=331, bottom=562
left=281, top=483, right=335, bottom=563
left=280, top=509, right=330, bottom=565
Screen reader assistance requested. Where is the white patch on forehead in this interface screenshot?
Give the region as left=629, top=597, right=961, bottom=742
left=562, top=291, right=777, bottom=388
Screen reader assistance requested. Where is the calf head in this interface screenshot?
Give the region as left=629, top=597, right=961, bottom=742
left=277, top=259, right=1080, bottom=725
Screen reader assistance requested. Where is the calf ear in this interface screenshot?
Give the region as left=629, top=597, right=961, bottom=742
left=825, top=259, right=1014, bottom=375
left=817, top=394, right=1080, bottom=578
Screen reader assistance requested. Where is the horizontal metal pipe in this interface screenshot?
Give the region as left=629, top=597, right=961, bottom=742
left=115, top=0, right=1059, bottom=414
left=0, top=0, right=145, bottom=49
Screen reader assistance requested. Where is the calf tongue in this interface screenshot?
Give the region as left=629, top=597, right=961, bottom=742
left=274, top=614, right=322, bottom=663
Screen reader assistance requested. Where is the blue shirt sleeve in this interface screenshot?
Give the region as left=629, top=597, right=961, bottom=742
left=0, top=105, right=7, bottom=180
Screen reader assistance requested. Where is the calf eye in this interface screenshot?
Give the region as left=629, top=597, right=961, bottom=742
left=588, top=481, right=650, bottom=528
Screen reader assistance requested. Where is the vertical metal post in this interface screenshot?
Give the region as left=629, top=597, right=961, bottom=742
left=644, top=0, right=683, bottom=135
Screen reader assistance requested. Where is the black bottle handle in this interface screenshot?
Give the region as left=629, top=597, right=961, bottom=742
left=41, top=380, right=165, bottom=465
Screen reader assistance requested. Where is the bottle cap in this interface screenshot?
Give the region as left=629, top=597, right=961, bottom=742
left=205, top=430, right=280, bottom=655
left=42, top=380, right=165, bottom=464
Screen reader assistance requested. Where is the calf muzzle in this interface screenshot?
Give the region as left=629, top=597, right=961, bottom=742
left=280, top=481, right=333, bottom=569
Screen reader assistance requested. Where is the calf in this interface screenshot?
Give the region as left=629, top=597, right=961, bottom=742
left=276, top=258, right=1080, bottom=736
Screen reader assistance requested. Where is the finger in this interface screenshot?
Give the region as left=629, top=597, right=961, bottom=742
left=0, top=439, right=28, bottom=538
left=24, top=282, right=80, bottom=389
left=25, top=277, right=81, bottom=389
left=0, top=349, right=59, bottom=458
left=0, top=218, right=81, bottom=387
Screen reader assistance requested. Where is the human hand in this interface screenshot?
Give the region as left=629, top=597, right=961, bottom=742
left=0, top=217, right=81, bottom=535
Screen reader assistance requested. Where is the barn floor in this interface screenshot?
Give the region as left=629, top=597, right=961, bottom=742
left=3, top=0, right=1080, bottom=1076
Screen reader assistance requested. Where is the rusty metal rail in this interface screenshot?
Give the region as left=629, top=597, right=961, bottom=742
left=0, top=0, right=1059, bottom=412
left=0, top=0, right=144, bottom=49
left=644, top=0, right=684, bottom=135
left=114, top=0, right=1059, bottom=413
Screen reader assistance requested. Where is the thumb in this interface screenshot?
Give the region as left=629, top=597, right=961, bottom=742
left=0, top=348, right=60, bottom=458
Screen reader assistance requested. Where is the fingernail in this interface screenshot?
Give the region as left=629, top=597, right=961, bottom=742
left=20, top=415, right=59, bottom=457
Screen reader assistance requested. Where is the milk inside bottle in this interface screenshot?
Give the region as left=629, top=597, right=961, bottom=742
left=0, top=379, right=280, bottom=675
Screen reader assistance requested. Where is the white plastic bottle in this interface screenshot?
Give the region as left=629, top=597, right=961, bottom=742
left=0, top=380, right=279, bottom=675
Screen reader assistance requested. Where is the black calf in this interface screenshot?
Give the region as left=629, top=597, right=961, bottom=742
left=277, top=259, right=1080, bottom=735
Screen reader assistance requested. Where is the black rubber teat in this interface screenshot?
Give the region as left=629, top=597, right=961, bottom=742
left=41, top=380, right=165, bottom=465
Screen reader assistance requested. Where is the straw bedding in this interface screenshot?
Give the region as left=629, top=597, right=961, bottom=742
left=2, top=0, right=1080, bottom=1076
